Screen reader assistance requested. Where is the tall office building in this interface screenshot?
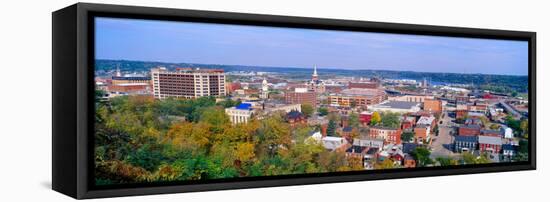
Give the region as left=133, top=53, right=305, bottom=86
left=151, top=67, right=226, bottom=99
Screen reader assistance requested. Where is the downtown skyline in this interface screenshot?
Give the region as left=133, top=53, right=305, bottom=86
left=95, top=17, right=529, bottom=76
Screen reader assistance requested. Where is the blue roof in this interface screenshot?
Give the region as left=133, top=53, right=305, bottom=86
left=402, top=143, right=419, bottom=154
left=343, top=126, right=353, bottom=132
left=455, top=135, right=478, bottom=143
left=236, top=103, right=252, bottom=110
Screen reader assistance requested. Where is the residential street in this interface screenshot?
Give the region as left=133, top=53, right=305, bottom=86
left=430, top=111, right=458, bottom=159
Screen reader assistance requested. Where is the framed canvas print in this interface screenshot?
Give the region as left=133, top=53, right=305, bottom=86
left=52, top=3, right=536, bottom=199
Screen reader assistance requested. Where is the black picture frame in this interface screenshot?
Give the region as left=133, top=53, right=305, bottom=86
left=52, top=2, right=536, bottom=199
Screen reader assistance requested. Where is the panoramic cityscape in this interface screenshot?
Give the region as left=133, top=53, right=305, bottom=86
left=93, top=17, right=529, bottom=185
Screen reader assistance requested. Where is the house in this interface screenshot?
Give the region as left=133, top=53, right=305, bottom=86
left=501, top=126, right=514, bottom=139
left=468, top=104, right=487, bottom=114
left=379, top=144, right=405, bottom=166
left=369, top=126, right=402, bottom=144
left=403, top=155, right=416, bottom=168
left=454, top=135, right=477, bottom=152
left=416, top=115, right=436, bottom=127
left=478, top=135, right=503, bottom=153
left=363, top=147, right=379, bottom=170
left=321, top=136, right=348, bottom=151
left=340, top=126, right=358, bottom=142
left=414, top=124, right=431, bottom=144
left=285, top=110, right=306, bottom=126
left=353, top=138, right=384, bottom=149
left=345, top=145, right=368, bottom=158
left=502, top=144, right=518, bottom=157
left=309, top=131, right=323, bottom=142
left=458, top=125, right=481, bottom=136
left=359, top=111, right=372, bottom=126
left=400, top=116, right=416, bottom=130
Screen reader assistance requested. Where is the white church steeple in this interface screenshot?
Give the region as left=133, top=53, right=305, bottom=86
left=312, top=65, right=318, bottom=81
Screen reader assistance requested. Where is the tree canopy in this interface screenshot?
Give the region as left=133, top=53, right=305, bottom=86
left=94, top=95, right=362, bottom=185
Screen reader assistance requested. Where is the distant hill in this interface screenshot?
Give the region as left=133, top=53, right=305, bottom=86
left=95, top=59, right=528, bottom=93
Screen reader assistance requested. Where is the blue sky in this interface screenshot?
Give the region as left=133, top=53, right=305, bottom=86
left=95, top=17, right=528, bottom=76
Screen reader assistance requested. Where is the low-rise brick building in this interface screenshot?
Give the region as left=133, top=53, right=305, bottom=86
left=478, top=135, right=503, bottom=153
left=369, top=127, right=402, bottom=144
left=423, top=99, right=442, bottom=113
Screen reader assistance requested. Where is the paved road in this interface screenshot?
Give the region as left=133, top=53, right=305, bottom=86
left=430, top=111, right=459, bottom=159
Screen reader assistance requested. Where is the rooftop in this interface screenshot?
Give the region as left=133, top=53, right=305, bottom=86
left=478, top=135, right=503, bottom=145
left=339, top=88, right=385, bottom=97
left=346, top=145, right=366, bottom=154
left=373, top=101, right=420, bottom=110
left=460, top=124, right=481, bottom=129
left=455, top=135, right=478, bottom=143
left=343, top=126, right=353, bottom=132
left=417, top=116, right=435, bottom=125
left=402, top=143, right=419, bottom=154
left=236, top=103, right=252, bottom=110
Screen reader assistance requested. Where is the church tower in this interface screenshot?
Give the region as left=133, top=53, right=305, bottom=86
left=312, top=65, right=318, bottom=81
left=115, top=65, right=122, bottom=77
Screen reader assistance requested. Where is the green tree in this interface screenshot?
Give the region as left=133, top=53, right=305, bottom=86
left=327, top=120, right=338, bottom=137
left=461, top=152, right=490, bottom=164
left=374, top=159, right=395, bottom=169
left=349, top=113, right=360, bottom=128
left=520, top=119, right=529, bottom=138
left=461, top=152, right=477, bottom=164
left=95, top=89, right=106, bottom=103
left=217, top=98, right=241, bottom=108
left=505, top=115, right=521, bottom=132
left=479, top=116, right=490, bottom=127
left=199, top=106, right=230, bottom=134
left=411, top=147, right=432, bottom=167
left=257, top=114, right=291, bottom=156
left=301, top=104, right=314, bottom=118
left=489, top=123, right=501, bottom=130
left=436, top=157, right=457, bottom=166
left=513, top=152, right=528, bottom=162
left=401, top=131, right=414, bottom=142
left=518, top=139, right=528, bottom=154
left=318, top=107, right=329, bottom=116
left=380, top=112, right=400, bottom=128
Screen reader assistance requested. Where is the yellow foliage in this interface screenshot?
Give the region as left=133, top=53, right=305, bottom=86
left=235, top=142, right=256, bottom=162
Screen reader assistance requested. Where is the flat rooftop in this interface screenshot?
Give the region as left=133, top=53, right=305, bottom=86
left=374, top=101, right=420, bottom=109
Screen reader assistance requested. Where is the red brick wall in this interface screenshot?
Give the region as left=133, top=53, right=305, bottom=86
left=479, top=143, right=501, bottom=153
left=424, top=99, right=442, bottom=113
